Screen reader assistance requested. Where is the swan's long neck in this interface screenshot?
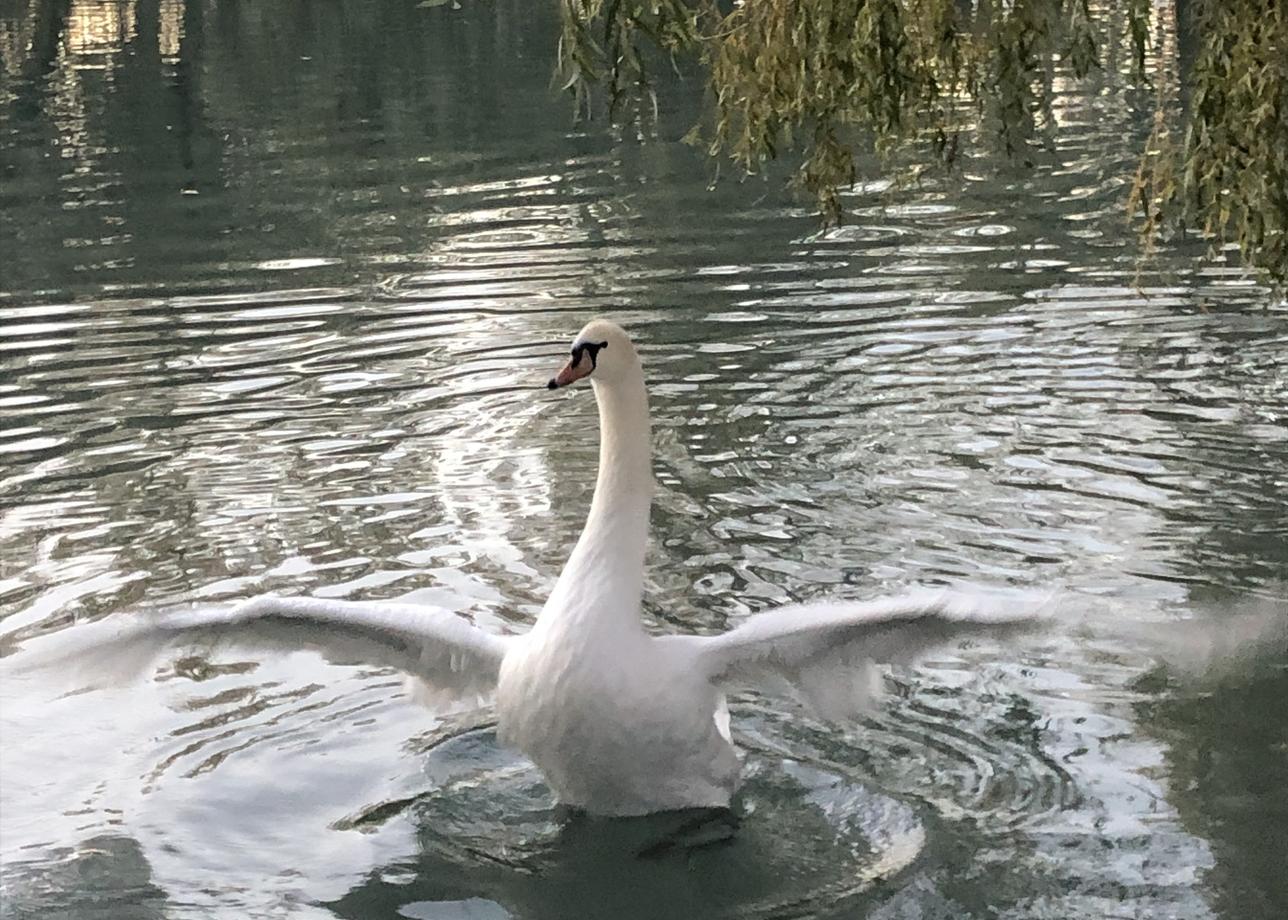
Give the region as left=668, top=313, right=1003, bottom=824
left=588, top=374, right=653, bottom=527
left=540, top=370, right=652, bottom=632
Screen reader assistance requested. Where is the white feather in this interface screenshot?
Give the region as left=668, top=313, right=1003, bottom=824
left=661, top=586, right=1051, bottom=721
left=9, top=596, right=510, bottom=705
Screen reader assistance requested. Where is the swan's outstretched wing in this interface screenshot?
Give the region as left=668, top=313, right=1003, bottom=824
left=7, top=596, right=512, bottom=705
left=663, top=587, right=1049, bottom=721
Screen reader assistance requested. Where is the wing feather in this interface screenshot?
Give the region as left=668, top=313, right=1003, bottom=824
left=6, top=596, right=512, bottom=705
left=663, top=586, right=1049, bottom=721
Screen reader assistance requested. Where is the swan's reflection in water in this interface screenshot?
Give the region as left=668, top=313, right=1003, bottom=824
left=330, top=718, right=928, bottom=920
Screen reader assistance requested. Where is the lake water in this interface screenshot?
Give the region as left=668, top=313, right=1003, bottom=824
left=1, top=1, right=1286, bottom=918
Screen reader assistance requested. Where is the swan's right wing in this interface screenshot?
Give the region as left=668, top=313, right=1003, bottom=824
left=7, top=596, right=512, bottom=706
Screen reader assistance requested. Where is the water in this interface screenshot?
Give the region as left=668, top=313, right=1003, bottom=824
left=1, top=1, right=1286, bottom=917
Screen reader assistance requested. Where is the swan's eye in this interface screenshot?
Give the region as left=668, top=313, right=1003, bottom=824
left=571, top=340, right=607, bottom=369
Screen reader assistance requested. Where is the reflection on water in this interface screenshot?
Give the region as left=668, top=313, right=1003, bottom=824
left=1142, top=667, right=1288, bottom=919
left=1, top=0, right=1285, bottom=918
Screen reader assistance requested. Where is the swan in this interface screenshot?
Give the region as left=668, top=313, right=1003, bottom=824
left=7, top=319, right=1045, bottom=817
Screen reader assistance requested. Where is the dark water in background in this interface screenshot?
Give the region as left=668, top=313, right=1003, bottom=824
left=1, top=1, right=1286, bottom=918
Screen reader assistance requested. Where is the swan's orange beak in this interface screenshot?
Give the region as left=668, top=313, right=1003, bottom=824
left=547, top=350, right=594, bottom=389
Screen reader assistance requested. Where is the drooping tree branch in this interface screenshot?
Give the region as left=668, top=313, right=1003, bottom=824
left=1130, top=0, right=1287, bottom=288
left=558, top=0, right=1287, bottom=290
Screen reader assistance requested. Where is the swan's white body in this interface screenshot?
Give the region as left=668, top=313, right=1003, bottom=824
left=10, top=320, right=1045, bottom=817
left=500, top=626, right=740, bottom=814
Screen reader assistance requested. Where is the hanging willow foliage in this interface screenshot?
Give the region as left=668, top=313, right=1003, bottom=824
left=557, top=0, right=1287, bottom=289
left=1129, top=0, right=1287, bottom=288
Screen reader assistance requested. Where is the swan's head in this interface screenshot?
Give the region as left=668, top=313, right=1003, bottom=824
left=547, top=319, right=639, bottom=391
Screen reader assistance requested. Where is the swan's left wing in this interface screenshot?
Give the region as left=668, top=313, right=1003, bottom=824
left=662, top=587, right=1049, bottom=721
left=7, top=596, right=512, bottom=706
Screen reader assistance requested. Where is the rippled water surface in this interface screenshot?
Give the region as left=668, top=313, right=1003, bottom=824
left=2, top=1, right=1287, bottom=918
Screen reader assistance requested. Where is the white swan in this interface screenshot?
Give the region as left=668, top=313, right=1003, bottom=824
left=9, top=319, right=1045, bottom=817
